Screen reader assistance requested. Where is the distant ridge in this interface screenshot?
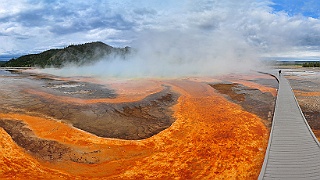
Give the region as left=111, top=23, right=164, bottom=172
left=2, top=42, right=130, bottom=68
left=0, top=61, right=7, bottom=66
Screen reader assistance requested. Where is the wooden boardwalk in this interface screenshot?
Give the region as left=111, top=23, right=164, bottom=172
left=259, top=74, right=320, bottom=179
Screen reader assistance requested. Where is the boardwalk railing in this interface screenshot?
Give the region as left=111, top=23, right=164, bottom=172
left=259, top=74, right=320, bottom=179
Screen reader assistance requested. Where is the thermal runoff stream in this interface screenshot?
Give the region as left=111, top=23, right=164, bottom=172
left=0, top=69, right=277, bottom=179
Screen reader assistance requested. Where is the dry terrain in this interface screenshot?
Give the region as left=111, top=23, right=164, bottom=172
left=0, top=69, right=277, bottom=179
left=283, top=67, right=320, bottom=141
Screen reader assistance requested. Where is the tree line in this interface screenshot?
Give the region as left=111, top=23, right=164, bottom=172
left=302, top=62, right=320, bottom=67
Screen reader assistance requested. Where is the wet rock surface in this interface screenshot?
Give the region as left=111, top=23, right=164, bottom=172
left=0, top=70, right=179, bottom=140
left=50, top=87, right=179, bottom=140
left=43, top=81, right=117, bottom=99
left=0, top=119, right=70, bottom=161
left=249, top=78, right=278, bottom=89
left=210, top=82, right=276, bottom=126
left=29, top=72, right=117, bottom=99
left=0, top=69, right=274, bottom=179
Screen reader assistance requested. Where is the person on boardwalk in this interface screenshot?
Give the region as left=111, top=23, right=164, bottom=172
left=279, top=69, right=281, bottom=76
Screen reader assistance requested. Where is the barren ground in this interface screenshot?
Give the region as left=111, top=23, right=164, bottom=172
left=282, top=67, right=320, bottom=141
left=0, top=69, right=277, bottom=179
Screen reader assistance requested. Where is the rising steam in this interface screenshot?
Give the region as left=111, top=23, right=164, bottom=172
left=41, top=29, right=260, bottom=78
left=41, top=1, right=265, bottom=78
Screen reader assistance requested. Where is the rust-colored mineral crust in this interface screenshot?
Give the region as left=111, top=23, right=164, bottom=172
left=0, top=71, right=274, bottom=179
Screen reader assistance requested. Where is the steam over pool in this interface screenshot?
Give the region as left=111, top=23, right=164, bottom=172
left=40, top=30, right=261, bottom=78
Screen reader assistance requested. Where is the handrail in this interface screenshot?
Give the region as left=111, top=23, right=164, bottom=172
left=258, top=71, right=279, bottom=180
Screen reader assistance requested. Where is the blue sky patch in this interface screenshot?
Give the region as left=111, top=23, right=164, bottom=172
left=271, top=0, right=320, bottom=18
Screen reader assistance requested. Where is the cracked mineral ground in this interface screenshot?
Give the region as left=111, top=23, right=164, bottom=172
left=0, top=69, right=280, bottom=179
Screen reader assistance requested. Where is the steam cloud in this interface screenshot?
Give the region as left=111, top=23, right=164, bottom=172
left=42, top=29, right=260, bottom=78
left=42, top=1, right=269, bottom=78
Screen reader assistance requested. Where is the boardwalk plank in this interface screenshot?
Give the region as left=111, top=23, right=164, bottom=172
left=258, top=74, right=320, bottom=180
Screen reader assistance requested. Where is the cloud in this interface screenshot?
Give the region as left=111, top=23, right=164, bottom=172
left=39, top=0, right=320, bottom=79
left=1, top=0, right=320, bottom=61
left=0, top=0, right=139, bottom=54
left=133, top=8, right=157, bottom=16
left=41, top=15, right=261, bottom=78
left=177, top=0, right=320, bottom=59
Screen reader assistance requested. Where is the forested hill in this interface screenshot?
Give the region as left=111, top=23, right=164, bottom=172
left=2, top=42, right=130, bottom=68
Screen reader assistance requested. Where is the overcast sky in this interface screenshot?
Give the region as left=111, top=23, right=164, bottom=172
left=1, top=0, right=320, bottom=60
